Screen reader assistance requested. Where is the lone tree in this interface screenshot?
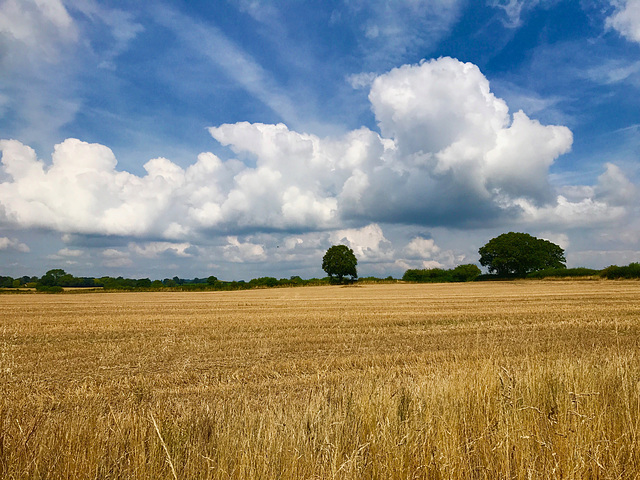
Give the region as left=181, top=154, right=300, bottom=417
left=322, top=245, right=358, bottom=283
left=479, top=232, right=565, bottom=276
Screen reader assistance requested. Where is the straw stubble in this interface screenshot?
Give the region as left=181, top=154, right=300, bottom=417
left=1, top=281, right=639, bottom=478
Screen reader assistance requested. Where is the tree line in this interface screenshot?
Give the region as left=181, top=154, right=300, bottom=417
left=0, top=270, right=344, bottom=293
left=2, top=232, right=639, bottom=292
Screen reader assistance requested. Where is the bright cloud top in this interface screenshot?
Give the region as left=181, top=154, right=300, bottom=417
left=0, top=58, right=633, bottom=242
left=607, top=0, right=640, bottom=43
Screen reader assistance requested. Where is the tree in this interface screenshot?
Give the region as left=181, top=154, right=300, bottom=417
left=322, top=245, right=358, bottom=283
left=451, top=264, right=481, bottom=282
left=39, top=269, right=68, bottom=286
left=479, top=232, right=565, bottom=276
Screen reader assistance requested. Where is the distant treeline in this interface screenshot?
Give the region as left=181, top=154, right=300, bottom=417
left=2, top=262, right=640, bottom=293
left=403, top=263, right=640, bottom=283
left=0, top=269, right=352, bottom=293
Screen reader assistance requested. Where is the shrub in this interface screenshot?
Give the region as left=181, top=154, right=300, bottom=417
left=36, top=285, right=64, bottom=293
left=527, top=267, right=599, bottom=279
left=403, top=264, right=480, bottom=283
left=600, top=263, right=640, bottom=279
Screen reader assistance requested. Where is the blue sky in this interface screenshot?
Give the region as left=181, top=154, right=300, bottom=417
left=1, top=0, right=639, bottom=280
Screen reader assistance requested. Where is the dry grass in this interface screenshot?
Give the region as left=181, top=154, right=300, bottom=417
left=1, top=281, right=640, bottom=479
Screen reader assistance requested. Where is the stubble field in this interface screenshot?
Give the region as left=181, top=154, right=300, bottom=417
left=1, top=281, right=640, bottom=479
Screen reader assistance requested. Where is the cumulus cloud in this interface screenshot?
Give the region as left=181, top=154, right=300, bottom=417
left=607, top=0, right=640, bottom=43
left=130, top=242, right=192, bottom=259
left=330, top=223, right=394, bottom=262
left=595, top=162, right=637, bottom=206
left=0, top=57, right=634, bottom=256
left=0, top=237, right=29, bottom=252
left=223, top=236, right=266, bottom=263
left=404, top=237, right=440, bottom=259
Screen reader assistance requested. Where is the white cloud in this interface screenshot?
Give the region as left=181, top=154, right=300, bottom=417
left=595, top=162, right=637, bottom=206
left=0, top=237, right=30, bottom=252
left=338, top=0, right=463, bottom=68
left=538, top=232, right=569, bottom=250
left=587, top=60, right=640, bottom=85
left=347, top=72, right=378, bottom=89
left=130, top=242, right=192, bottom=259
left=0, top=0, right=77, bottom=56
left=223, top=236, right=266, bottom=263
left=487, top=0, right=533, bottom=28
left=70, top=0, right=144, bottom=70
left=0, top=57, right=635, bottom=264
left=153, top=6, right=304, bottom=130
left=404, top=237, right=440, bottom=259
left=607, top=0, right=640, bottom=43
left=330, top=223, right=394, bottom=262
left=57, top=248, right=83, bottom=257
left=100, top=248, right=132, bottom=268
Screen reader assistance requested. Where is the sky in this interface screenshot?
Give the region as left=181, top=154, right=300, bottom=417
left=1, top=0, right=639, bottom=280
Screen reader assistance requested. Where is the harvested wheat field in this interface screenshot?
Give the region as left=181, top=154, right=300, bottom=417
left=1, top=280, right=640, bottom=479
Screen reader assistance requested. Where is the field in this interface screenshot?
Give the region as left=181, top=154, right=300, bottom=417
left=1, top=281, right=640, bottom=479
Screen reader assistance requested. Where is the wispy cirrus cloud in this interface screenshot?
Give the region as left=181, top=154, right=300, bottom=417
left=152, top=6, right=307, bottom=131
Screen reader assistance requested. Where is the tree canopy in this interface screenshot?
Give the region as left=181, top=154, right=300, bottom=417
left=479, top=232, right=565, bottom=276
left=322, top=245, right=358, bottom=283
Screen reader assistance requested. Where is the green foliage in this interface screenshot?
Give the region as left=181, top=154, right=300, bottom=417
left=358, top=276, right=397, bottom=283
left=451, top=264, right=482, bottom=282
left=600, top=263, right=640, bottom=279
left=479, top=232, right=565, bottom=276
left=402, top=264, right=480, bottom=283
left=527, top=267, right=599, bottom=279
left=35, top=285, right=64, bottom=293
left=403, top=268, right=449, bottom=282
left=248, top=277, right=279, bottom=288
left=38, top=269, right=95, bottom=288
left=322, top=245, right=358, bottom=282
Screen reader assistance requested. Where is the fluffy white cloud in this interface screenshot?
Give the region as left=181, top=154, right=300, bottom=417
left=0, top=57, right=635, bottom=259
left=0, top=237, right=29, bottom=252
left=404, top=237, right=440, bottom=259
left=330, top=223, right=394, bottom=262
left=369, top=58, right=572, bottom=205
left=607, top=0, right=640, bottom=43
left=223, top=236, right=266, bottom=263
left=130, top=242, right=192, bottom=258
left=595, top=162, right=637, bottom=206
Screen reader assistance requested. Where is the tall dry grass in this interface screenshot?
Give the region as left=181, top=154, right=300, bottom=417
left=1, top=281, right=640, bottom=478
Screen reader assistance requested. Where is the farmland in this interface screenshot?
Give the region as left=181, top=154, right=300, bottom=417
left=1, top=281, right=640, bottom=479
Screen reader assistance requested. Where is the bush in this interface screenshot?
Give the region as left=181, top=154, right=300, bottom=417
left=451, top=264, right=481, bottom=282
left=403, top=264, right=480, bottom=283
left=600, top=263, right=640, bottom=279
left=527, top=267, right=599, bottom=279
left=36, top=285, right=64, bottom=293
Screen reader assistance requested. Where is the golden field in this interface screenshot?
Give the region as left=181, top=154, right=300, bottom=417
left=1, top=281, right=640, bottom=479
